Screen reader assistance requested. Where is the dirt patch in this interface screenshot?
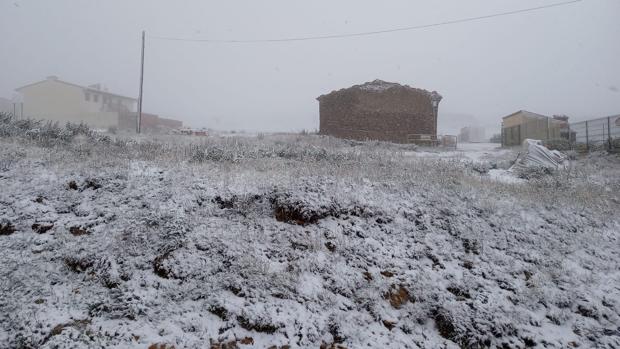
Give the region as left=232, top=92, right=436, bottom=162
left=213, top=195, right=236, bottom=209
left=320, top=343, right=347, bottom=349
left=383, top=320, right=397, bottom=330
left=273, top=205, right=318, bottom=225
left=237, top=315, right=281, bottom=334
left=83, top=178, right=102, bottom=190
left=434, top=309, right=457, bottom=341
left=67, top=180, right=78, bottom=190
left=64, top=256, right=94, bottom=273
left=385, top=285, right=412, bottom=309
left=208, top=305, right=229, bottom=320
left=447, top=285, right=471, bottom=300
left=32, top=223, right=54, bottom=234
left=153, top=251, right=174, bottom=279
left=462, top=238, right=481, bottom=255
left=42, top=319, right=91, bottom=345
left=69, top=226, right=91, bottom=236
left=380, top=270, right=395, bottom=277
left=148, top=344, right=176, bottom=349
left=0, top=220, right=16, bottom=236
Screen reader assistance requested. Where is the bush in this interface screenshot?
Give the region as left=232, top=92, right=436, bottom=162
left=544, top=139, right=571, bottom=151
left=0, top=113, right=111, bottom=146
left=515, top=166, right=554, bottom=180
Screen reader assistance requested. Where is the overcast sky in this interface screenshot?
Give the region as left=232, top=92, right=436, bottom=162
left=1, top=0, right=619, bottom=134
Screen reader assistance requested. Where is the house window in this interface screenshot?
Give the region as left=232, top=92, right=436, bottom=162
left=85, top=92, right=90, bottom=101
left=94, top=94, right=99, bottom=103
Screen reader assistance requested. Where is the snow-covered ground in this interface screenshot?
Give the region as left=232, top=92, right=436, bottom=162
left=1, top=126, right=619, bottom=348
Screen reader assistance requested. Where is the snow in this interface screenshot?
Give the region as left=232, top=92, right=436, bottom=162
left=357, top=79, right=402, bottom=92
left=1, top=129, right=619, bottom=348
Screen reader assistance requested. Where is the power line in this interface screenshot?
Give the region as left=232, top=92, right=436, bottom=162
left=149, top=0, right=583, bottom=43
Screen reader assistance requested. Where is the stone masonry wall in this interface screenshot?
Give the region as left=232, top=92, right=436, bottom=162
left=318, top=84, right=436, bottom=143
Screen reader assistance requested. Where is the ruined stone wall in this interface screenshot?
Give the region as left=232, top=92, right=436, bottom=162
left=318, top=87, right=435, bottom=143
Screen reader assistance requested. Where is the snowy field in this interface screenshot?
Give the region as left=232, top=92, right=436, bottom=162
left=1, top=121, right=619, bottom=348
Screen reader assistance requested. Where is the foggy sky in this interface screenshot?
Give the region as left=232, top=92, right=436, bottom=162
left=1, top=0, right=619, bottom=135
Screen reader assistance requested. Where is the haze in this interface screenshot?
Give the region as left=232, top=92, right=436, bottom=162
left=1, top=0, right=619, bottom=134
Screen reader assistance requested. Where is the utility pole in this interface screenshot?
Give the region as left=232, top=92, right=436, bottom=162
left=137, top=30, right=145, bottom=133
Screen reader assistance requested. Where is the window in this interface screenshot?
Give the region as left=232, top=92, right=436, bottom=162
left=94, top=94, right=99, bottom=103
left=85, top=92, right=90, bottom=101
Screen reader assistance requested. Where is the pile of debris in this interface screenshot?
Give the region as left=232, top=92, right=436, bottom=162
left=510, top=139, right=567, bottom=178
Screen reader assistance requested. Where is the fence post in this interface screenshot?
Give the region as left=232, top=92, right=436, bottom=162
left=608, top=116, right=612, bottom=151
left=585, top=120, right=589, bottom=152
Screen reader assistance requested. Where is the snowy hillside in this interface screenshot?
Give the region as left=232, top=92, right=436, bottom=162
left=1, top=119, right=619, bottom=348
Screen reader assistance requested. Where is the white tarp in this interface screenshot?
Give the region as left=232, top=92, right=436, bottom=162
left=510, top=139, right=567, bottom=171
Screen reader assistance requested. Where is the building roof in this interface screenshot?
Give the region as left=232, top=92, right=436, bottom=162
left=15, top=76, right=137, bottom=101
left=317, top=79, right=441, bottom=101
left=502, top=110, right=549, bottom=120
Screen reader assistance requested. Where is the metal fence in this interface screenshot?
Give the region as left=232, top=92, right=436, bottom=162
left=570, top=115, right=620, bottom=152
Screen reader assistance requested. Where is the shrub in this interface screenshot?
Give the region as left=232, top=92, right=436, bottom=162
left=544, top=139, right=571, bottom=151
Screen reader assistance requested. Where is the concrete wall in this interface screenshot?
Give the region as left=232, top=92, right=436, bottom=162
left=318, top=87, right=435, bottom=143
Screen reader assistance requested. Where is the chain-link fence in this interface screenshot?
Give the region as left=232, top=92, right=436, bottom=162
left=569, top=115, right=620, bottom=152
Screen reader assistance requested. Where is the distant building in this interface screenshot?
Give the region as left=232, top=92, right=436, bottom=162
left=501, top=110, right=568, bottom=147
left=15, top=76, right=137, bottom=129
left=317, top=79, right=442, bottom=144
left=0, top=97, right=13, bottom=115
left=458, top=126, right=486, bottom=143
left=15, top=76, right=182, bottom=131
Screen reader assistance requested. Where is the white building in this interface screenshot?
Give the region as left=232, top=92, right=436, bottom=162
left=459, top=126, right=486, bottom=143
left=15, top=76, right=137, bottom=129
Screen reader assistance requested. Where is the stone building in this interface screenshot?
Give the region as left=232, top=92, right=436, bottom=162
left=317, top=80, right=442, bottom=144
